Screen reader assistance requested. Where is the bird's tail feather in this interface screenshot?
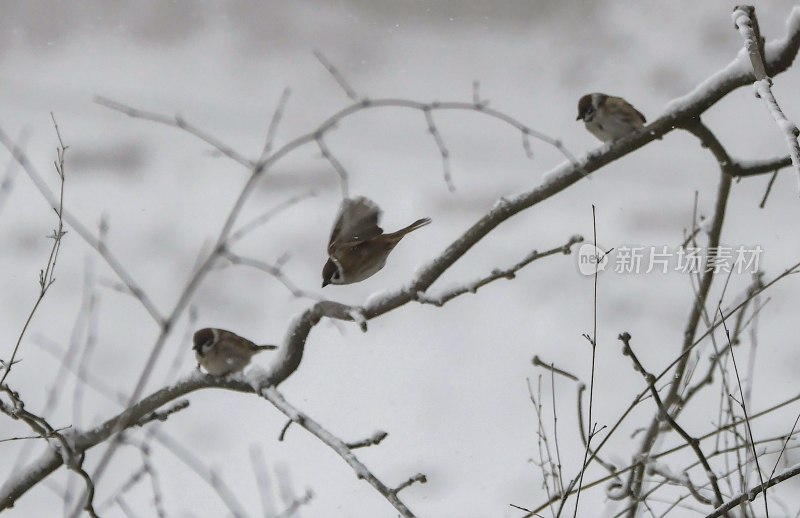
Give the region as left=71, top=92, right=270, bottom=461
left=390, top=218, right=431, bottom=238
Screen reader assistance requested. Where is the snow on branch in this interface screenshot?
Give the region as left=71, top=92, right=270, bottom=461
left=733, top=5, right=800, bottom=192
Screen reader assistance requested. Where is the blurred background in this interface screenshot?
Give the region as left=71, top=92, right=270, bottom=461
left=2, top=1, right=800, bottom=516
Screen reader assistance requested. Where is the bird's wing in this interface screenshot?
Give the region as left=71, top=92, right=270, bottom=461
left=607, top=96, right=646, bottom=124
left=631, top=105, right=646, bottom=124
left=328, top=196, right=383, bottom=253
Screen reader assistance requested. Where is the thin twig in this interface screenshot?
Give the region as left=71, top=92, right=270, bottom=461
left=135, top=400, right=190, bottom=427
left=315, top=134, right=350, bottom=198
left=261, top=386, right=420, bottom=517
left=0, top=426, right=72, bottom=443
left=260, top=87, right=292, bottom=161
left=0, top=130, right=28, bottom=218
left=526, top=377, right=558, bottom=515
left=759, top=170, right=779, bottom=208
left=249, top=444, right=276, bottom=518
left=618, top=333, right=726, bottom=509
left=705, top=461, right=800, bottom=518
left=551, top=365, right=565, bottom=496
left=532, top=355, right=579, bottom=381
left=152, top=429, right=249, bottom=517
left=625, top=118, right=734, bottom=517
left=731, top=155, right=792, bottom=177
left=347, top=430, right=388, bottom=450
left=313, top=50, right=359, bottom=101
left=0, top=128, right=164, bottom=325
left=94, top=96, right=254, bottom=168
left=525, top=259, right=800, bottom=516
left=392, top=474, right=427, bottom=495
left=566, top=206, right=601, bottom=518
left=718, top=308, right=769, bottom=516
left=0, top=385, right=98, bottom=517
left=416, top=235, right=582, bottom=307
left=221, top=250, right=324, bottom=301
left=274, top=488, right=314, bottom=518
left=423, top=106, right=455, bottom=192
left=228, top=190, right=316, bottom=244
left=0, top=117, right=67, bottom=386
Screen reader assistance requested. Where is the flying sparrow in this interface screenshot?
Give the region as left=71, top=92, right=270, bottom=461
left=193, top=328, right=277, bottom=376
left=322, top=196, right=431, bottom=287
left=576, top=93, right=646, bottom=142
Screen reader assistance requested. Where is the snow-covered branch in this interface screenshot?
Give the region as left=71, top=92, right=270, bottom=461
left=415, top=234, right=583, bottom=307
left=733, top=5, right=800, bottom=191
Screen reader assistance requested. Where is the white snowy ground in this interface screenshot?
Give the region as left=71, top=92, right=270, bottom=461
left=1, top=2, right=800, bottom=517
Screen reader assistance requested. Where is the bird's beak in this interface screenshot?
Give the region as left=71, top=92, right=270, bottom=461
left=576, top=114, right=582, bottom=121
left=321, top=280, right=329, bottom=288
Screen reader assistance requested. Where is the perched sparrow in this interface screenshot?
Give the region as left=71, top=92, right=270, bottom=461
left=193, top=328, right=277, bottom=376
left=576, top=93, right=646, bottom=142
left=322, top=196, right=431, bottom=287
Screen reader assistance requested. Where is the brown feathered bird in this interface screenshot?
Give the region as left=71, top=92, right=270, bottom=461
left=322, top=196, right=431, bottom=287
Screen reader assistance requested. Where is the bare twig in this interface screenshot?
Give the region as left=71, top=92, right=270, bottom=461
left=525, top=260, right=800, bottom=516
left=0, top=385, right=98, bottom=517
left=0, top=426, right=72, bottom=443
left=347, top=430, right=388, bottom=450
left=0, top=130, right=28, bottom=218
left=0, top=116, right=67, bottom=386
left=566, top=205, right=601, bottom=518
left=551, top=365, right=565, bottom=496
left=532, top=355, right=579, bottom=382
left=423, top=106, right=455, bottom=192
left=0, top=129, right=164, bottom=324
left=260, top=87, right=292, bottom=161
left=526, top=377, right=559, bottom=515
left=706, top=462, right=800, bottom=518
left=731, top=155, right=792, bottom=177
left=315, top=134, right=350, bottom=198
left=718, top=308, right=768, bottom=516
left=625, top=118, right=734, bottom=517
left=274, top=488, right=314, bottom=518
left=152, top=428, right=249, bottom=517
left=313, top=50, right=359, bottom=101
left=392, top=474, right=427, bottom=495
left=769, top=413, right=800, bottom=483
left=221, top=250, right=324, bottom=301
left=261, top=386, right=420, bottom=517
left=759, top=170, right=780, bottom=208
left=249, top=445, right=276, bottom=518
left=135, top=400, right=190, bottom=427
left=416, top=235, right=582, bottom=307
left=618, top=333, right=726, bottom=510
left=94, top=96, right=253, bottom=168
left=228, top=190, right=316, bottom=244
left=278, top=419, right=293, bottom=442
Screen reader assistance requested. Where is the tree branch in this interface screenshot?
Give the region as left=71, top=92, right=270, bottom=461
left=733, top=5, right=800, bottom=191
left=260, top=386, right=420, bottom=518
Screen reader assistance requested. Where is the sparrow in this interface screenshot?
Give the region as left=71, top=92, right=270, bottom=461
left=576, top=93, right=646, bottom=142
left=193, top=328, right=277, bottom=376
left=322, top=196, right=431, bottom=287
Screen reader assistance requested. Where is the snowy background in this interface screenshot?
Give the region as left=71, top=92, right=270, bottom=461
left=2, top=1, right=800, bottom=517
